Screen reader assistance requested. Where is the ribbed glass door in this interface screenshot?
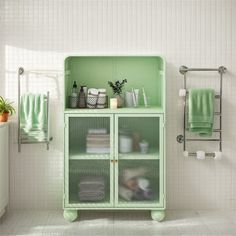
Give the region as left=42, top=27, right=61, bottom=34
left=114, top=114, right=164, bottom=208
left=64, top=114, right=113, bottom=208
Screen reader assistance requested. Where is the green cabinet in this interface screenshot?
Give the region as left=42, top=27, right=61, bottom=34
left=63, top=56, right=165, bottom=222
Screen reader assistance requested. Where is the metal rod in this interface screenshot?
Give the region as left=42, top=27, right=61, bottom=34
left=20, top=141, right=49, bottom=144
left=184, top=68, right=219, bottom=72
left=18, top=67, right=24, bottom=152
left=46, top=91, right=50, bottom=150
left=186, top=92, right=221, bottom=99
left=219, top=70, right=223, bottom=151
left=179, top=65, right=227, bottom=74
left=183, top=73, right=186, bottom=151
left=188, top=152, right=215, bottom=157
left=186, top=139, right=220, bottom=142
left=213, top=129, right=221, bottom=132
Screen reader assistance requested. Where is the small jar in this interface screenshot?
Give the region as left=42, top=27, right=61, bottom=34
left=139, top=140, right=149, bottom=154
left=119, top=129, right=133, bottom=153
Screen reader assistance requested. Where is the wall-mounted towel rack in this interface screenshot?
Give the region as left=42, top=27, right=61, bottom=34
left=176, top=65, right=227, bottom=160
left=18, top=67, right=53, bottom=152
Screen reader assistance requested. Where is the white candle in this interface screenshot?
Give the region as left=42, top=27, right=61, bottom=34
left=110, top=98, right=118, bottom=109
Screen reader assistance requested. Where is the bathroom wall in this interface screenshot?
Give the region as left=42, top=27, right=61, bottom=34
left=0, top=0, right=236, bottom=210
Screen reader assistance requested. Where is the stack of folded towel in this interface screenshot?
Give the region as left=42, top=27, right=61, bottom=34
left=86, top=129, right=110, bottom=154
left=20, top=93, right=47, bottom=142
left=119, top=167, right=154, bottom=201
left=78, top=176, right=105, bottom=202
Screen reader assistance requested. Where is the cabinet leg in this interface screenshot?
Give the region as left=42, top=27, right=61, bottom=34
left=151, top=210, right=165, bottom=222
left=63, top=210, right=79, bottom=222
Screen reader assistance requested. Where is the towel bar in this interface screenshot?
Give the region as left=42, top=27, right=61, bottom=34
left=18, top=67, right=53, bottom=152
left=177, top=65, right=227, bottom=159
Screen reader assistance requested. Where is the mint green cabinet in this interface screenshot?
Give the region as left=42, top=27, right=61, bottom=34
left=64, top=113, right=165, bottom=221
left=63, top=56, right=165, bottom=222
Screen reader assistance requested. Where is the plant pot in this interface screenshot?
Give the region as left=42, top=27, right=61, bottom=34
left=0, top=112, right=9, bottom=122
left=116, top=95, right=123, bottom=108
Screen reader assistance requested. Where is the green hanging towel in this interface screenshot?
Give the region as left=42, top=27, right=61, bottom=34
left=20, top=93, right=47, bottom=141
left=187, top=88, right=215, bottom=136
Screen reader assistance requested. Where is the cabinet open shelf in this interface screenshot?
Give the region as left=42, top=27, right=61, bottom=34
left=64, top=56, right=165, bottom=110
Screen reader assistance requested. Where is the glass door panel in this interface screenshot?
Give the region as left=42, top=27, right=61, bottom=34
left=69, top=116, right=112, bottom=159
left=64, top=114, right=113, bottom=208
left=115, top=114, right=163, bottom=207
left=117, top=160, right=160, bottom=206
left=68, top=160, right=112, bottom=206
left=117, top=115, right=161, bottom=160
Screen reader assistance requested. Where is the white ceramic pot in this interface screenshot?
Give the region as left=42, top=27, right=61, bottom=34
left=119, top=135, right=133, bottom=153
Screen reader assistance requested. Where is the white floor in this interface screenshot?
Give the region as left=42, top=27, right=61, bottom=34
left=1, top=210, right=236, bottom=236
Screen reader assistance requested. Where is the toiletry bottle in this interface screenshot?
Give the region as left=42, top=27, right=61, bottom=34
left=71, top=81, right=78, bottom=97
left=70, top=81, right=78, bottom=108
left=78, top=86, right=86, bottom=108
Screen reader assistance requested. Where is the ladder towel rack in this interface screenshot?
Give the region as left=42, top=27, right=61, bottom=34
left=18, top=67, right=53, bottom=152
left=177, top=65, right=227, bottom=159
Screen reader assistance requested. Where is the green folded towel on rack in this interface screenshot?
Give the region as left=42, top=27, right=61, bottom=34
left=187, top=88, right=215, bottom=136
left=20, top=93, right=47, bottom=141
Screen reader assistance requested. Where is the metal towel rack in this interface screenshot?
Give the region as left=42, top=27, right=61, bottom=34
left=176, top=65, right=227, bottom=159
left=18, top=67, right=53, bottom=152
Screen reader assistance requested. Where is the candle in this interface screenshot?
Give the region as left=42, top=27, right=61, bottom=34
left=110, top=98, right=118, bottom=109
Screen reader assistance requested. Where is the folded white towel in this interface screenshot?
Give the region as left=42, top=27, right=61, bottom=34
left=122, top=168, right=147, bottom=183
left=119, top=185, right=133, bottom=201
left=88, top=129, right=107, bottom=134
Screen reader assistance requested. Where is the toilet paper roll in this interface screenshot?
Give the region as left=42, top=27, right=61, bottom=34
left=196, top=151, right=205, bottom=160
left=179, top=89, right=186, bottom=97
left=183, top=151, right=189, bottom=157
left=214, top=151, right=223, bottom=160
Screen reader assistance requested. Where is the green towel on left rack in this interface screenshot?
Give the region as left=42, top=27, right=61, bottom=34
left=187, top=88, right=215, bottom=136
left=20, top=93, right=47, bottom=141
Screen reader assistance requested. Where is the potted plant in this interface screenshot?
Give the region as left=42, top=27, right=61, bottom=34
left=0, top=96, right=15, bottom=122
left=108, top=79, right=127, bottom=108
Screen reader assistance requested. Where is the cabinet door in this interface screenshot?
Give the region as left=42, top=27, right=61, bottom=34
left=64, top=114, right=114, bottom=208
left=114, top=114, right=165, bottom=208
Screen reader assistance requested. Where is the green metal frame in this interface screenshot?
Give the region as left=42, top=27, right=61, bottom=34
left=63, top=55, right=166, bottom=220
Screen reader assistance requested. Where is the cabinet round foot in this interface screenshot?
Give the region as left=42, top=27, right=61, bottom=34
left=151, top=210, right=165, bottom=221
left=63, top=210, right=78, bottom=222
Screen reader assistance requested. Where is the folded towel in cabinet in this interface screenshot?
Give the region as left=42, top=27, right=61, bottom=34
left=79, top=176, right=105, bottom=190
left=79, top=190, right=105, bottom=201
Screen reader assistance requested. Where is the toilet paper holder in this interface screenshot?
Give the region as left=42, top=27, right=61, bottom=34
left=176, top=65, right=227, bottom=160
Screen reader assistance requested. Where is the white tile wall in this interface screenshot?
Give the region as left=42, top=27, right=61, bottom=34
left=0, top=0, right=236, bottom=210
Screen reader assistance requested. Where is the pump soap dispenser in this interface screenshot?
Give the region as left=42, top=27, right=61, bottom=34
left=78, top=86, right=86, bottom=108
left=69, top=81, right=79, bottom=108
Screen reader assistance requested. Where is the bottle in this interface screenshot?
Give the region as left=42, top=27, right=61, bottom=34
left=78, top=86, right=86, bottom=108
left=71, top=81, right=78, bottom=97
left=70, top=81, right=78, bottom=108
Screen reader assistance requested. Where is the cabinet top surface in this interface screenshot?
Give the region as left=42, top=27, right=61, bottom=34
left=0, top=122, right=9, bottom=128
left=64, top=106, right=164, bottom=114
